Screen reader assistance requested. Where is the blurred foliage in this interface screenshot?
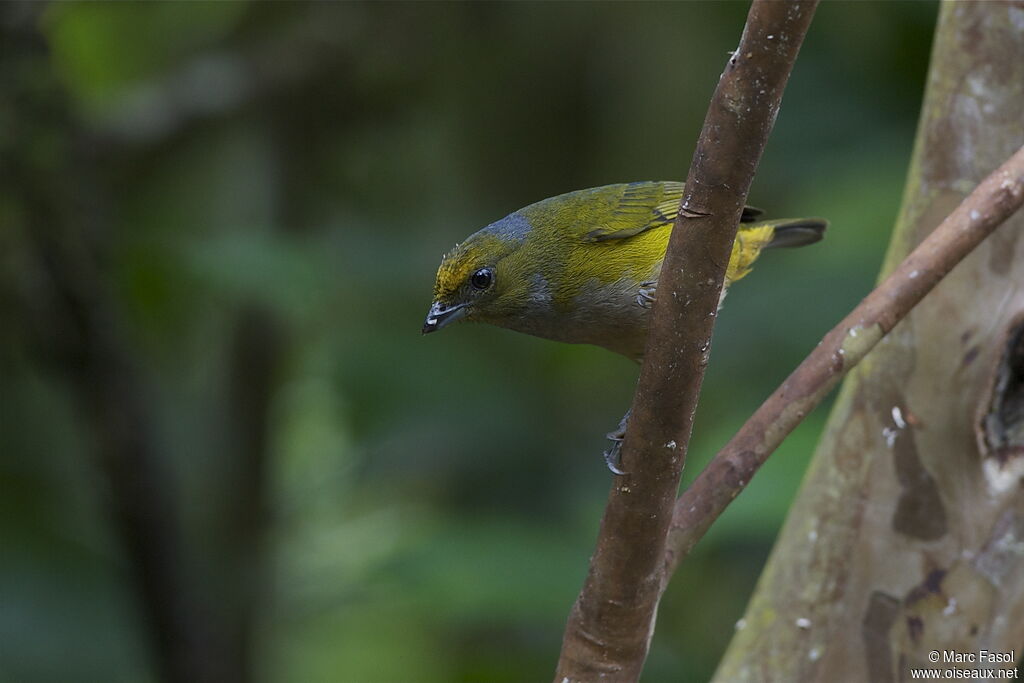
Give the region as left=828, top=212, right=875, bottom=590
left=0, top=2, right=937, bottom=682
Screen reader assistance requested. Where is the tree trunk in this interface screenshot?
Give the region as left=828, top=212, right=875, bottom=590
left=714, top=2, right=1024, bottom=681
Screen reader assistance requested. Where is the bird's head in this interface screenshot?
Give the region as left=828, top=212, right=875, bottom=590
left=423, top=213, right=544, bottom=334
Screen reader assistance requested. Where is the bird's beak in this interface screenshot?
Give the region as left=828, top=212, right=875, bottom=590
left=422, top=301, right=468, bottom=334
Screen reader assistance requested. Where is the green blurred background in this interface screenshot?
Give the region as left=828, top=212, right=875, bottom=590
left=0, top=2, right=936, bottom=682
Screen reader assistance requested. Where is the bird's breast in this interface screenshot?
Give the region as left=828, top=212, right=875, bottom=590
left=504, top=273, right=655, bottom=361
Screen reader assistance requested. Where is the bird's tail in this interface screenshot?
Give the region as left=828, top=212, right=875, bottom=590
left=764, top=218, right=828, bottom=249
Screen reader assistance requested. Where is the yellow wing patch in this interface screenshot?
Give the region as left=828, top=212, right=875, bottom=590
left=581, top=182, right=764, bottom=244
left=582, top=182, right=684, bottom=242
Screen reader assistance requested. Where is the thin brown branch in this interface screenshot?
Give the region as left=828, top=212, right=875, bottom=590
left=664, top=142, right=1024, bottom=577
left=554, top=2, right=819, bottom=681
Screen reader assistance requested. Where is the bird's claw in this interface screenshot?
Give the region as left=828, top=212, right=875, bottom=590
left=635, top=281, right=657, bottom=309
left=604, top=423, right=629, bottom=475
left=604, top=444, right=628, bottom=475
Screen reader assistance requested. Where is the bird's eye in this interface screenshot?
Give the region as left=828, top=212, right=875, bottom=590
left=470, top=267, right=493, bottom=290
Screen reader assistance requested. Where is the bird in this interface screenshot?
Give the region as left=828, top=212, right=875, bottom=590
left=423, top=181, right=826, bottom=471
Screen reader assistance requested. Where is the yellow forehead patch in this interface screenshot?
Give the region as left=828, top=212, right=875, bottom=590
left=433, top=234, right=503, bottom=301
left=434, top=248, right=476, bottom=300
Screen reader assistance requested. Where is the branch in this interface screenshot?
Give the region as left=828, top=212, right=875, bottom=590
left=664, top=142, right=1024, bottom=576
left=554, top=2, right=818, bottom=681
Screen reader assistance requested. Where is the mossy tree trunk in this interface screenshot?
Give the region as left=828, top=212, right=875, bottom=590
left=714, top=3, right=1024, bottom=681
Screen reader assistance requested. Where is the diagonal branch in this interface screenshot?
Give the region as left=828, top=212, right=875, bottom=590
left=664, top=142, right=1024, bottom=577
left=554, top=2, right=819, bottom=681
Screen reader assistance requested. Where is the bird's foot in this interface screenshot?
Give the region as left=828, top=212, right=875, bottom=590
left=635, top=281, right=657, bottom=309
left=603, top=412, right=631, bottom=475
left=604, top=437, right=627, bottom=475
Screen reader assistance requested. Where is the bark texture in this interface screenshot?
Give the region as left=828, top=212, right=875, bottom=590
left=666, top=143, right=1024, bottom=577
left=714, top=3, right=1024, bottom=681
left=554, top=2, right=818, bottom=681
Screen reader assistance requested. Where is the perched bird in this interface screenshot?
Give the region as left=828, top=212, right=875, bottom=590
left=423, top=181, right=825, bottom=470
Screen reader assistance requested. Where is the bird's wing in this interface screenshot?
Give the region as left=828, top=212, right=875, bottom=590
left=581, top=182, right=682, bottom=242
left=582, top=181, right=763, bottom=243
